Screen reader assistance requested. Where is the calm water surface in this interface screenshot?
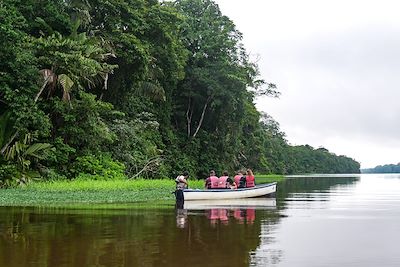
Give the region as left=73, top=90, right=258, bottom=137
left=1, top=174, right=400, bottom=267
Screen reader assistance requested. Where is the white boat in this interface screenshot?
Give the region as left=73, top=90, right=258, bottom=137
left=182, top=182, right=277, bottom=200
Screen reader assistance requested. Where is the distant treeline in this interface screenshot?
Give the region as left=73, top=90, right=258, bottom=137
left=282, top=146, right=360, bottom=174
left=0, top=0, right=359, bottom=187
left=362, top=163, right=400, bottom=173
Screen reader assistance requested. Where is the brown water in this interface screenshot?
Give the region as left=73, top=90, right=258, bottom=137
left=1, top=174, right=400, bottom=267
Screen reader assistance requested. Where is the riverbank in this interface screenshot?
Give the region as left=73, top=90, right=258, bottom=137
left=0, top=175, right=284, bottom=207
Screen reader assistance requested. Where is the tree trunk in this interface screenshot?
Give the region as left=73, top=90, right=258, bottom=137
left=34, top=77, right=50, bottom=102
left=129, top=156, right=163, bottom=179
left=192, top=96, right=211, bottom=138
left=186, top=97, right=192, bottom=137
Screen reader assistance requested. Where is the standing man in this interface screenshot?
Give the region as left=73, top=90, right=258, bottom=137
left=175, top=171, right=189, bottom=202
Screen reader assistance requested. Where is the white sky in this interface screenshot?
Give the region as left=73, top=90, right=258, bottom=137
left=214, top=0, right=400, bottom=168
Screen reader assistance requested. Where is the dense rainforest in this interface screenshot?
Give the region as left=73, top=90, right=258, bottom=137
left=0, top=0, right=360, bottom=187
left=362, top=163, right=400, bottom=173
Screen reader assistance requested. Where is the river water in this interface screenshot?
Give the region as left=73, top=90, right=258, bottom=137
left=1, top=174, right=400, bottom=267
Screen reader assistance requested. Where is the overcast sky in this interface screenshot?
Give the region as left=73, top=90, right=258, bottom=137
left=214, top=0, right=400, bottom=168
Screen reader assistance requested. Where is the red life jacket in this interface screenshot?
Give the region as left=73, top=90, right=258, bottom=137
left=218, top=176, right=229, bottom=188
left=209, top=176, right=219, bottom=188
left=234, top=175, right=242, bottom=186
left=246, top=175, right=255, bottom=187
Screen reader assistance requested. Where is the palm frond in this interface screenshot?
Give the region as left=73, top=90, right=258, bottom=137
left=58, top=74, right=74, bottom=102
left=23, top=143, right=52, bottom=159
left=139, top=81, right=166, bottom=102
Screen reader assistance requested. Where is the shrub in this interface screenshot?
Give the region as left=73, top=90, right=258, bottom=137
left=0, top=162, right=19, bottom=188
left=40, top=168, right=68, bottom=181
left=72, top=154, right=126, bottom=180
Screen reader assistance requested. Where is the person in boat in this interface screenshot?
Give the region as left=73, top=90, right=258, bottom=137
left=219, top=171, right=237, bottom=189
left=229, top=177, right=237, bottom=189
left=205, top=170, right=219, bottom=189
left=175, top=171, right=189, bottom=201
left=218, top=171, right=235, bottom=189
left=245, top=168, right=255, bottom=187
left=234, top=170, right=246, bottom=188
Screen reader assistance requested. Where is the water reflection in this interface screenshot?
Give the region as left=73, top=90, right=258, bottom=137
left=176, top=198, right=276, bottom=228
left=175, top=200, right=188, bottom=228
left=207, top=208, right=256, bottom=225
left=250, top=174, right=400, bottom=267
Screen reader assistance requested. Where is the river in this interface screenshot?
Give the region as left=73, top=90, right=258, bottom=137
left=1, top=174, right=400, bottom=267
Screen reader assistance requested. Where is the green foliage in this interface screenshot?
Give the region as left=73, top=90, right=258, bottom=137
left=0, top=0, right=360, bottom=189
left=34, top=32, right=116, bottom=93
left=0, top=162, right=19, bottom=188
left=40, top=168, right=68, bottom=181
left=44, top=137, right=76, bottom=174
left=49, top=92, right=116, bottom=154
left=72, top=154, right=126, bottom=180
left=0, top=112, right=13, bottom=148
left=10, top=0, right=72, bottom=36
left=1, top=133, right=52, bottom=186
left=107, top=117, right=164, bottom=178
left=0, top=2, right=51, bottom=140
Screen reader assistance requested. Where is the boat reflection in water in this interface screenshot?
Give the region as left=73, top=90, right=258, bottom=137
left=206, top=208, right=255, bottom=225
left=176, top=198, right=276, bottom=228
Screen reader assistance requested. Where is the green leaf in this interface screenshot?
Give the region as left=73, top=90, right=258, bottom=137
left=58, top=74, right=74, bottom=101
left=23, top=143, right=52, bottom=158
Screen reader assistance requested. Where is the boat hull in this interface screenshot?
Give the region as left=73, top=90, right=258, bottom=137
left=182, top=182, right=277, bottom=200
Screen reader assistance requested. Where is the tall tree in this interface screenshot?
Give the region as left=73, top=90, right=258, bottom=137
left=0, top=1, right=51, bottom=151
left=169, top=0, right=277, bottom=175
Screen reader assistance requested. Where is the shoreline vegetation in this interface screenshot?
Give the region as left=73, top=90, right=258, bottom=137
left=0, top=175, right=284, bottom=207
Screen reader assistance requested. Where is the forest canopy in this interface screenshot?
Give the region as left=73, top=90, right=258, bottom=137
left=0, top=0, right=360, bottom=187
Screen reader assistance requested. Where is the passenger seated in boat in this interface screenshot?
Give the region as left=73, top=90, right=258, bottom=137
left=227, top=172, right=237, bottom=189
left=218, top=171, right=229, bottom=189
left=229, top=178, right=237, bottom=189
left=205, top=170, right=219, bottom=189
left=245, top=169, right=255, bottom=187
left=219, top=171, right=236, bottom=189
left=234, top=171, right=246, bottom=188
